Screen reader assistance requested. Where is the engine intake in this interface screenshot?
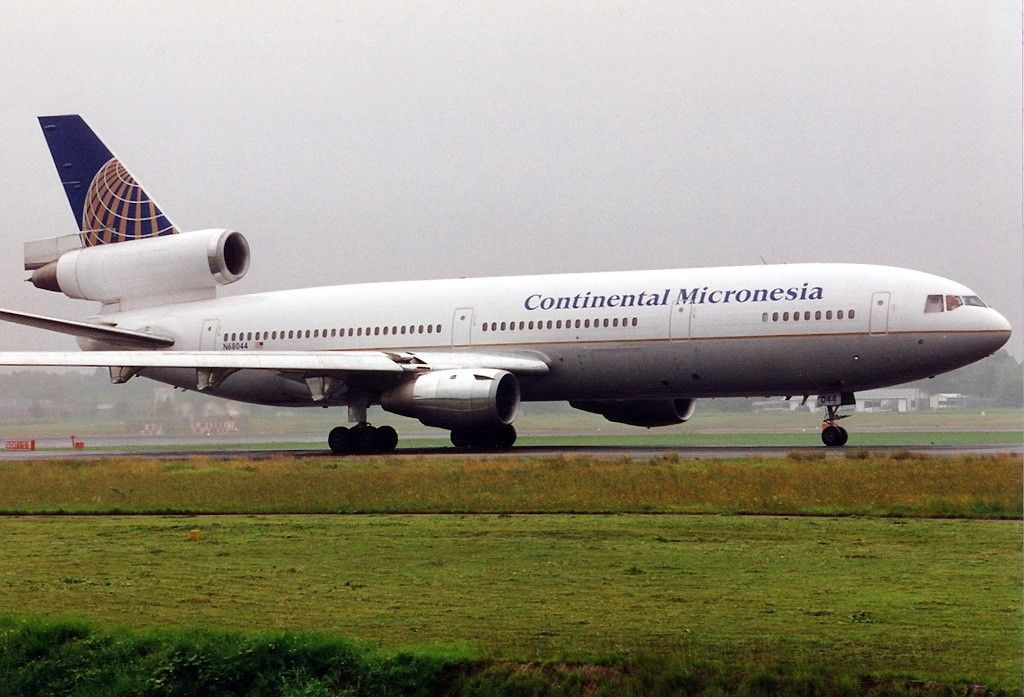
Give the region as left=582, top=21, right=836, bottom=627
left=30, top=229, right=249, bottom=306
left=380, top=368, right=520, bottom=429
left=570, top=398, right=697, bottom=428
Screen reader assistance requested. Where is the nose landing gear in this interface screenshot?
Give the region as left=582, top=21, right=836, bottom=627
left=817, top=392, right=855, bottom=447
left=820, top=405, right=850, bottom=447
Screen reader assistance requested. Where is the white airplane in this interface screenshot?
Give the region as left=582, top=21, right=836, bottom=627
left=0, top=115, right=1011, bottom=452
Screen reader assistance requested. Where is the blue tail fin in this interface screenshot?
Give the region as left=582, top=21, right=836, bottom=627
left=38, top=115, right=179, bottom=247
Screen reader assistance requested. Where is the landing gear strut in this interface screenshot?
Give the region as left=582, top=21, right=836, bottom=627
left=820, top=405, right=849, bottom=447
left=329, top=424, right=398, bottom=455
left=450, top=424, right=517, bottom=450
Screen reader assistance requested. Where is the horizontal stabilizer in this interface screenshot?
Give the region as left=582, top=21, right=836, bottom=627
left=0, top=308, right=175, bottom=348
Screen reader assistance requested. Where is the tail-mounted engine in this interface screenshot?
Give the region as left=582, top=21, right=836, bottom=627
left=29, top=229, right=249, bottom=308
left=570, top=398, right=697, bottom=428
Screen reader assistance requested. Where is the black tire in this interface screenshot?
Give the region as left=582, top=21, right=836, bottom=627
left=375, top=425, right=399, bottom=453
left=328, top=426, right=350, bottom=454
left=821, top=425, right=843, bottom=447
left=450, top=428, right=471, bottom=448
left=494, top=424, right=517, bottom=450
left=351, top=426, right=378, bottom=454
left=836, top=426, right=849, bottom=447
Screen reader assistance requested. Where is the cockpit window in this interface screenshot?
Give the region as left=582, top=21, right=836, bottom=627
left=963, top=295, right=986, bottom=308
left=924, top=295, right=944, bottom=313
left=946, top=295, right=964, bottom=311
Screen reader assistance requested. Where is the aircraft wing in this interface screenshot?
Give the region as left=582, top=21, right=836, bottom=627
left=0, top=349, right=550, bottom=382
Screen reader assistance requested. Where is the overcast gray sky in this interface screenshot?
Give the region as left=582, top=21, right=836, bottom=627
left=0, top=1, right=1020, bottom=357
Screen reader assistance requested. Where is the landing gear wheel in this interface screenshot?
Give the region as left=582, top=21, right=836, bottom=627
left=450, top=428, right=471, bottom=449
left=450, top=425, right=517, bottom=451
left=328, top=427, right=350, bottom=454
left=375, top=425, right=399, bottom=453
left=821, top=425, right=844, bottom=447
left=329, top=424, right=400, bottom=455
left=493, top=424, right=517, bottom=450
left=351, top=425, right=378, bottom=453
left=836, top=426, right=849, bottom=447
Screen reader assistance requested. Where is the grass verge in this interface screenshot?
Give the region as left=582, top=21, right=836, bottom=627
left=0, top=452, right=1019, bottom=518
left=0, top=617, right=1015, bottom=696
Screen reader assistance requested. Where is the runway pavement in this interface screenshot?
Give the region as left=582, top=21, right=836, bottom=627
left=0, top=436, right=1019, bottom=460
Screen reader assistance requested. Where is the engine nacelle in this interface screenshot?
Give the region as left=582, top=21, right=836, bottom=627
left=30, top=229, right=249, bottom=306
left=570, top=398, right=697, bottom=428
left=380, top=368, right=520, bottom=429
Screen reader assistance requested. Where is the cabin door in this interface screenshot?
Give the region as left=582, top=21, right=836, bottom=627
left=869, top=292, right=890, bottom=335
left=200, top=319, right=220, bottom=350
left=669, top=301, right=691, bottom=339
left=452, top=308, right=474, bottom=347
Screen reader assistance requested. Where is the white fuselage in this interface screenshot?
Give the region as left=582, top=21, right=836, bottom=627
left=90, top=263, right=1011, bottom=408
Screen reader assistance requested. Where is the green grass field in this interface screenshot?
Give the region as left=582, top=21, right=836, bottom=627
left=0, top=453, right=1019, bottom=517
left=0, top=514, right=1020, bottom=690
left=0, top=453, right=1020, bottom=694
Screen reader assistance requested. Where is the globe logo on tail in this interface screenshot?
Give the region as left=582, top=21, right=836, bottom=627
left=81, top=158, right=178, bottom=247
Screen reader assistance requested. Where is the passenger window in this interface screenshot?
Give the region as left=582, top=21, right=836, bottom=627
left=418, top=325, right=424, bottom=333
left=348, top=328, right=354, bottom=337
left=383, top=326, right=390, bottom=335
left=612, top=318, right=619, bottom=327
left=356, top=328, right=362, bottom=337
left=804, top=312, right=810, bottom=320
left=331, top=329, right=336, bottom=337
left=631, top=318, right=638, bottom=327
left=426, top=325, right=433, bottom=334
left=783, top=312, right=789, bottom=321
left=946, top=295, right=963, bottom=311
left=815, top=311, right=821, bottom=320
left=436, top=324, right=442, bottom=333
left=848, top=310, right=855, bottom=319
left=556, top=320, right=562, bottom=329
left=793, top=312, right=799, bottom=322
left=500, top=322, right=506, bottom=331
left=837, top=310, right=844, bottom=320
left=313, top=330, right=319, bottom=338
left=761, top=313, right=768, bottom=322
left=528, top=321, right=534, bottom=330
left=826, top=311, right=832, bottom=320
left=287, top=330, right=293, bottom=339
left=584, top=319, right=590, bottom=329
left=574, top=319, right=581, bottom=329
left=772, top=312, right=779, bottom=322
left=546, top=320, right=553, bottom=329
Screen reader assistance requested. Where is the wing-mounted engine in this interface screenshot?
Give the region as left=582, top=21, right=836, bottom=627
left=380, top=368, right=521, bottom=429
left=29, top=229, right=250, bottom=310
left=570, top=398, right=696, bottom=428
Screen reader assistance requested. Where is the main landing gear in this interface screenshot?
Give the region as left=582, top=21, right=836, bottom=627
left=820, top=405, right=849, bottom=447
left=327, top=401, right=398, bottom=455
left=329, top=424, right=398, bottom=455
left=450, top=424, right=517, bottom=450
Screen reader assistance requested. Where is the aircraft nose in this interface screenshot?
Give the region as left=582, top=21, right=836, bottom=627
left=984, top=309, right=1012, bottom=352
